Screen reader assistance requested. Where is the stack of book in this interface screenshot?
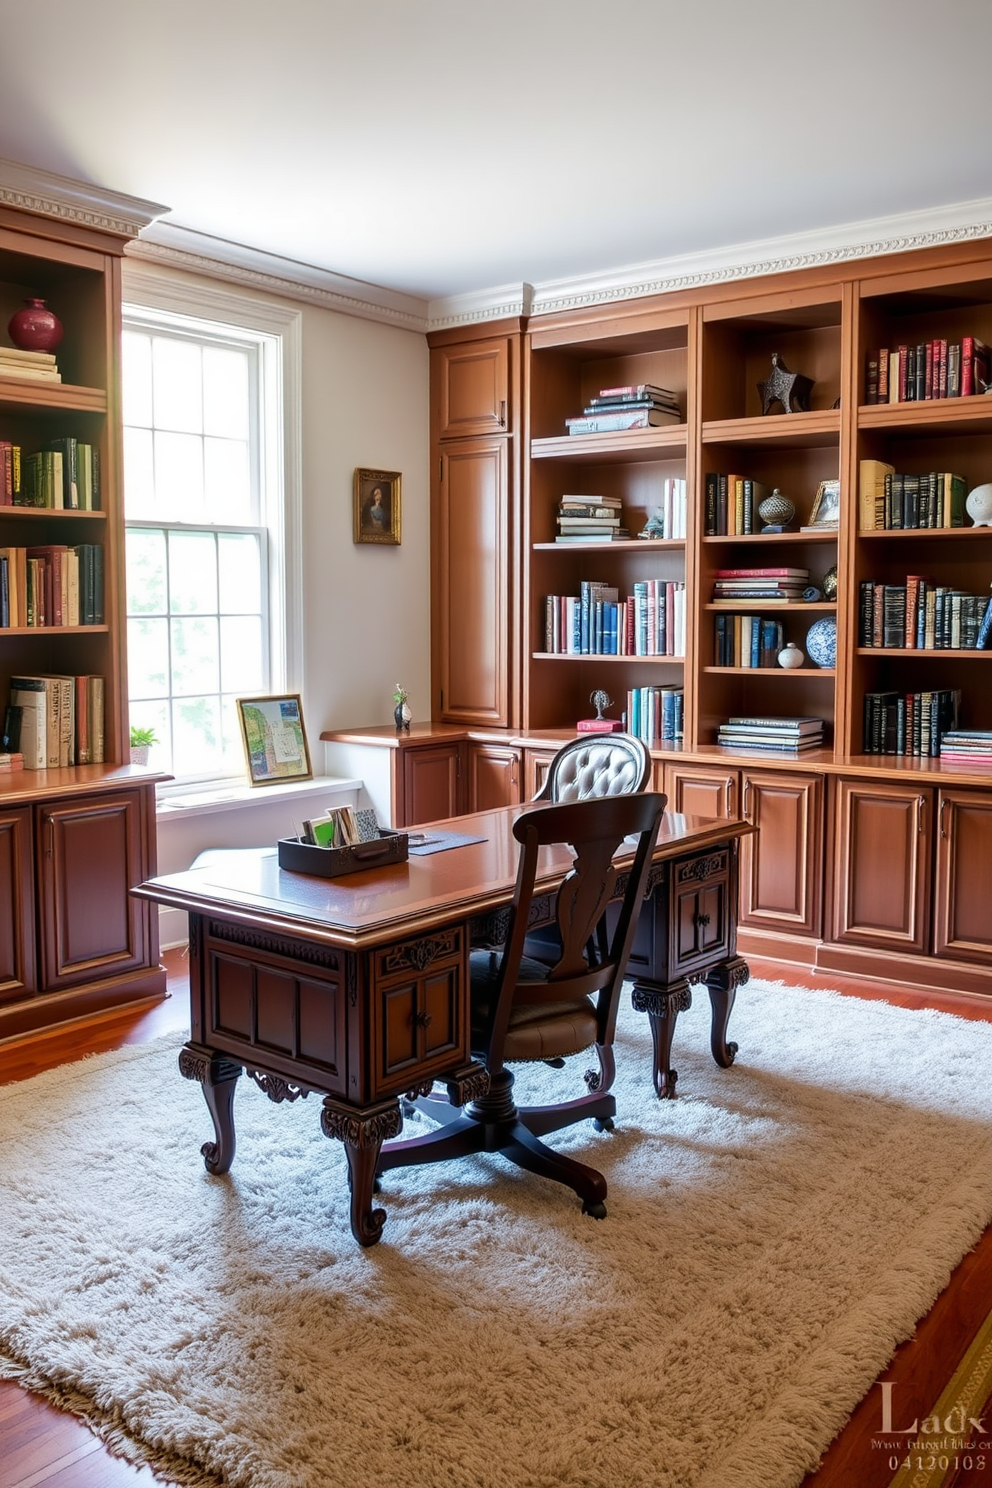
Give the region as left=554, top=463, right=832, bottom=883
left=703, top=474, right=771, bottom=535
left=555, top=493, right=629, bottom=542
left=939, top=730, right=992, bottom=765
left=865, top=336, right=990, bottom=403
left=9, top=673, right=105, bottom=768
left=712, top=566, right=809, bottom=603
left=717, top=716, right=825, bottom=754
left=565, top=383, right=681, bottom=436
left=0, top=347, right=61, bottom=384
left=858, top=578, right=992, bottom=650
left=627, top=685, right=683, bottom=745
left=863, top=689, right=960, bottom=756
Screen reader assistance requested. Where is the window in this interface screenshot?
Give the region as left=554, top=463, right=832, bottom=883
left=121, top=271, right=301, bottom=787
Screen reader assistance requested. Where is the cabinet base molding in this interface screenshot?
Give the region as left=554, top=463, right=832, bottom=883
left=0, top=964, right=168, bottom=1045
left=742, top=933, right=992, bottom=1001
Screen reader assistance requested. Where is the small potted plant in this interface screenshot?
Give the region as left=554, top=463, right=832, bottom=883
left=129, top=724, right=158, bottom=765
left=393, top=684, right=411, bottom=732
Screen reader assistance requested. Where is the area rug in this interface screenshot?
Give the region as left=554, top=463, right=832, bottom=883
left=3, top=981, right=992, bottom=1488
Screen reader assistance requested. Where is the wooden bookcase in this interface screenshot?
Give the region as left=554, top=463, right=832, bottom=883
left=428, top=237, right=992, bottom=999
left=0, top=194, right=169, bottom=1040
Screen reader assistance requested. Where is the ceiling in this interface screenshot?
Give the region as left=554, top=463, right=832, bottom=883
left=2, top=0, right=991, bottom=310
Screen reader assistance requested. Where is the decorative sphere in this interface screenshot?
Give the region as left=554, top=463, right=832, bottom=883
left=966, top=483, right=992, bottom=527
left=757, top=490, right=796, bottom=527
left=821, top=564, right=838, bottom=601
left=778, top=642, right=805, bottom=669
left=8, top=297, right=63, bottom=353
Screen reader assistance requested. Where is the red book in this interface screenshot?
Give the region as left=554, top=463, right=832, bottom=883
left=713, top=567, right=809, bottom=578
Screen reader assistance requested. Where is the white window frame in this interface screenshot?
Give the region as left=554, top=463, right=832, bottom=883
left=121, top=263, right=303, bottom=797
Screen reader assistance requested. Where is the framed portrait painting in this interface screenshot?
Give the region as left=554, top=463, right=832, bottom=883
left=354, top=468, right=401, bottom=545
left=236, top=694, right=312, bottom=786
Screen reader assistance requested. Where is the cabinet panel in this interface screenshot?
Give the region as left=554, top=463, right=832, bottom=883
left=436, top=438, right=511, bottom=725
left=434, top=339, right=510, bottom=438
left=739, top=770, right=823, bottom=938
left=829, top=778, right=931, bottom=954
left=0, top=805, right=35, bottom=1003
left=36, top=790, right=148, bottom=990
left=664, top=762, right=737, bottom=819
left=934, top=788, right=992, bottom=963
left=468, top=743, right=522, bottom=812
left=401, top=744, right=463, bottom=827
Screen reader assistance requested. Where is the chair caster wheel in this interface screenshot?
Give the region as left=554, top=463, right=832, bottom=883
left=592, top=1116, right=614, bottom=1132
left=582, top=1199, right=607, bottom=1219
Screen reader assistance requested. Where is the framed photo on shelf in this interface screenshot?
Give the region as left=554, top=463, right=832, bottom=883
left=236, top=694, right=312, bottom=787
left=807, top=479, right=841, bottom=529
left=354, top=468, right=401, bottom=545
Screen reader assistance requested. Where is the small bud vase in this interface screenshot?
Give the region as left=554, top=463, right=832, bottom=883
left=778, top=642, right=805, bottom=669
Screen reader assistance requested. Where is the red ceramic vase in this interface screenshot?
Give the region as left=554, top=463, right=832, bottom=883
left=8, top=297, right=64, bottom=353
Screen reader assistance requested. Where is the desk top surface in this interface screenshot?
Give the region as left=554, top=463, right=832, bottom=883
left=134, top=805, right=752, bottom=947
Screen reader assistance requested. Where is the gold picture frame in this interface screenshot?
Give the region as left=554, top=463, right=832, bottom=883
left=808, top=478, right=841, bottom=528
left=354, top=468, right=401, bottom=545
left=236, top=694, right=312, bottom=786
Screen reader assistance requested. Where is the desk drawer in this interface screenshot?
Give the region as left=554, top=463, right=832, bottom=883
left=670, top=849, right=732, bottom=978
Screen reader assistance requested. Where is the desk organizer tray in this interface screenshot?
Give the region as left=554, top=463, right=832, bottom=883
left=277, top=829, right=409, bottom=878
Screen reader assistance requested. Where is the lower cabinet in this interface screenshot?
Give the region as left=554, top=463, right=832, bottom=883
left=0, top=780, right=164, bottom=1038
left=933, top=787, right=992, bottom=963
left=828, top=777, right=932, bottom=955
left=665, top=761, right=823, bottom=942
left=401, top=742, right=464, bottom=826
left=467, top=743, right=522, bottom=812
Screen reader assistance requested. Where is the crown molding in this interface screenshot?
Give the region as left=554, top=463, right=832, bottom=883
left=0, top=157, right=167, bottom=240
left=427, top=282, right=534, bottom=331
left=427, top=197, right=992, bottom=328
left=127, top=221, right=430, bottom=333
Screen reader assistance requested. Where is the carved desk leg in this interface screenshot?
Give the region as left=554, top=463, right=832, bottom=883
left=321, top=1097, right=403, bottom=1247
left=704, top=955, right=750, bottom=1069
left=178, top=1043, right=243, bottom=1175
left=630, top=979, right=693, bottom=1099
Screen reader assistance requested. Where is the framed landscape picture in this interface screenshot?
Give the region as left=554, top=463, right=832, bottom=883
left=236, top=694, right=312, bottom=786
left=354, top=468, right=401, bottom=545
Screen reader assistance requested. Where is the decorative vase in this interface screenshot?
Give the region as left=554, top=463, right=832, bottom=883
left=806, top=617, right=838, bottom=669
left=966, top=483, right=992, bottom=527
left=821, top=564, right=839, bottom=601
left=777, top=642, right=805, bottom=669
left=394, top=701, right=411, bottom=732
left=757, top=490, right=796, bottom=531
left=130, top=745, right=150, bottom=765
left=8, top=297, right=64, bottom=353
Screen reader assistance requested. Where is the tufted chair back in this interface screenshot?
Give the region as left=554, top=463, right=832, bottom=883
left=535, top=732, right=651, bottom=803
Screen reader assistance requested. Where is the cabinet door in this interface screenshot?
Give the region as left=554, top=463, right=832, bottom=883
left=829, top=778, right=931, bottom=955
left=401, top=744, right=463, bottom=827
left=36, top=791, right=149, bottom=991
left=739, top=770, right=823, bottom=938
left=435, top=437, right=511, bottom=725
left=468, top=744, right=522, bottom=812
left=664, top=763, right=738, bottom=819
left=934, top=788, right=992, bottom=963
left=433, top=339, right=510, bottom=438
left=0, top=805, right=35, bottom=1003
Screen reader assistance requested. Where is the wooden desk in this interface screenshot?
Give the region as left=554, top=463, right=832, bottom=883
left=133, top=806, right=753, bottom=1245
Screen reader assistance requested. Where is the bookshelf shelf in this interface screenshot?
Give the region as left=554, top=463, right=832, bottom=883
left=533, top=539, right=684, bottom=553
left=531, top=428, right=688, bottom=464
left=532, top=652, right=683, bottom=664
left=701, top=411, right=841, bottom=449
left=704, top=665, right=835, bottom=677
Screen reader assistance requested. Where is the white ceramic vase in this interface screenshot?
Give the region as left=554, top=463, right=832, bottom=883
left=778, top=642, right=805, bottom=669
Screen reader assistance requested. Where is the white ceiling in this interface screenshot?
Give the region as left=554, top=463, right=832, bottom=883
left=2, top=0, right=991, bottom=310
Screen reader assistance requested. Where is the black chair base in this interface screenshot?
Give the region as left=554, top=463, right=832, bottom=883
left=381, top=1068, right=613, bottom=1215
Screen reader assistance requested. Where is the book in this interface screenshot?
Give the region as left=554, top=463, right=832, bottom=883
left=554, top=531, right=631, bottom=543
left=594, top=384, right=678, bottom=402
left=713, top=567, right=809, bottom=579
left=859, top=459, right=894, bottom=530
left=726, top=716, right=825, bottom=734
left=557, top=493, right=622, bottom=507
left=9, top=676, right=47, bottom=769
left=565, top=407, right=680, bottom=434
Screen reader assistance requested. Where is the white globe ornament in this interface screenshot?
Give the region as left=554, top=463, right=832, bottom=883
left=966, top=483, right=992, bottom=527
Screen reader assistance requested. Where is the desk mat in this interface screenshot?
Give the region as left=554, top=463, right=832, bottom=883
left=407, top=830, right=488, bottom=856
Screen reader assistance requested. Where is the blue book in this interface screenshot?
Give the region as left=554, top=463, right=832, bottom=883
left=976, top=593, right=992, bottom=649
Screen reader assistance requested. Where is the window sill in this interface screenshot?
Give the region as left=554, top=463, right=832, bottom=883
left=155, top=775, right=362, bottom=820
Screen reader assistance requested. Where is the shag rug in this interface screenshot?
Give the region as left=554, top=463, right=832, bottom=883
left=3, top=980, right=992, bottom=1488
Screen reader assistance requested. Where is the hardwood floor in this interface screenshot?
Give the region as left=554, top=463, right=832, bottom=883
left=2, top=951, right=992, bottom=1488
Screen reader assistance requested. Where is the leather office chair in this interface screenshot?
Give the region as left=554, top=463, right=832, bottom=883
left=377, top=791, right=666, bottom=1219
left=533, top=731, right=651, bottom=803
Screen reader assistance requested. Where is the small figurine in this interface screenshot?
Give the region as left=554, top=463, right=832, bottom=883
left=638, top=509, right=666, bottom=540
left=758, top=352, right=814, bottom=416
left=576, top=689, right=625, bottom=734
left=757, top=489, right=796, bottom=533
